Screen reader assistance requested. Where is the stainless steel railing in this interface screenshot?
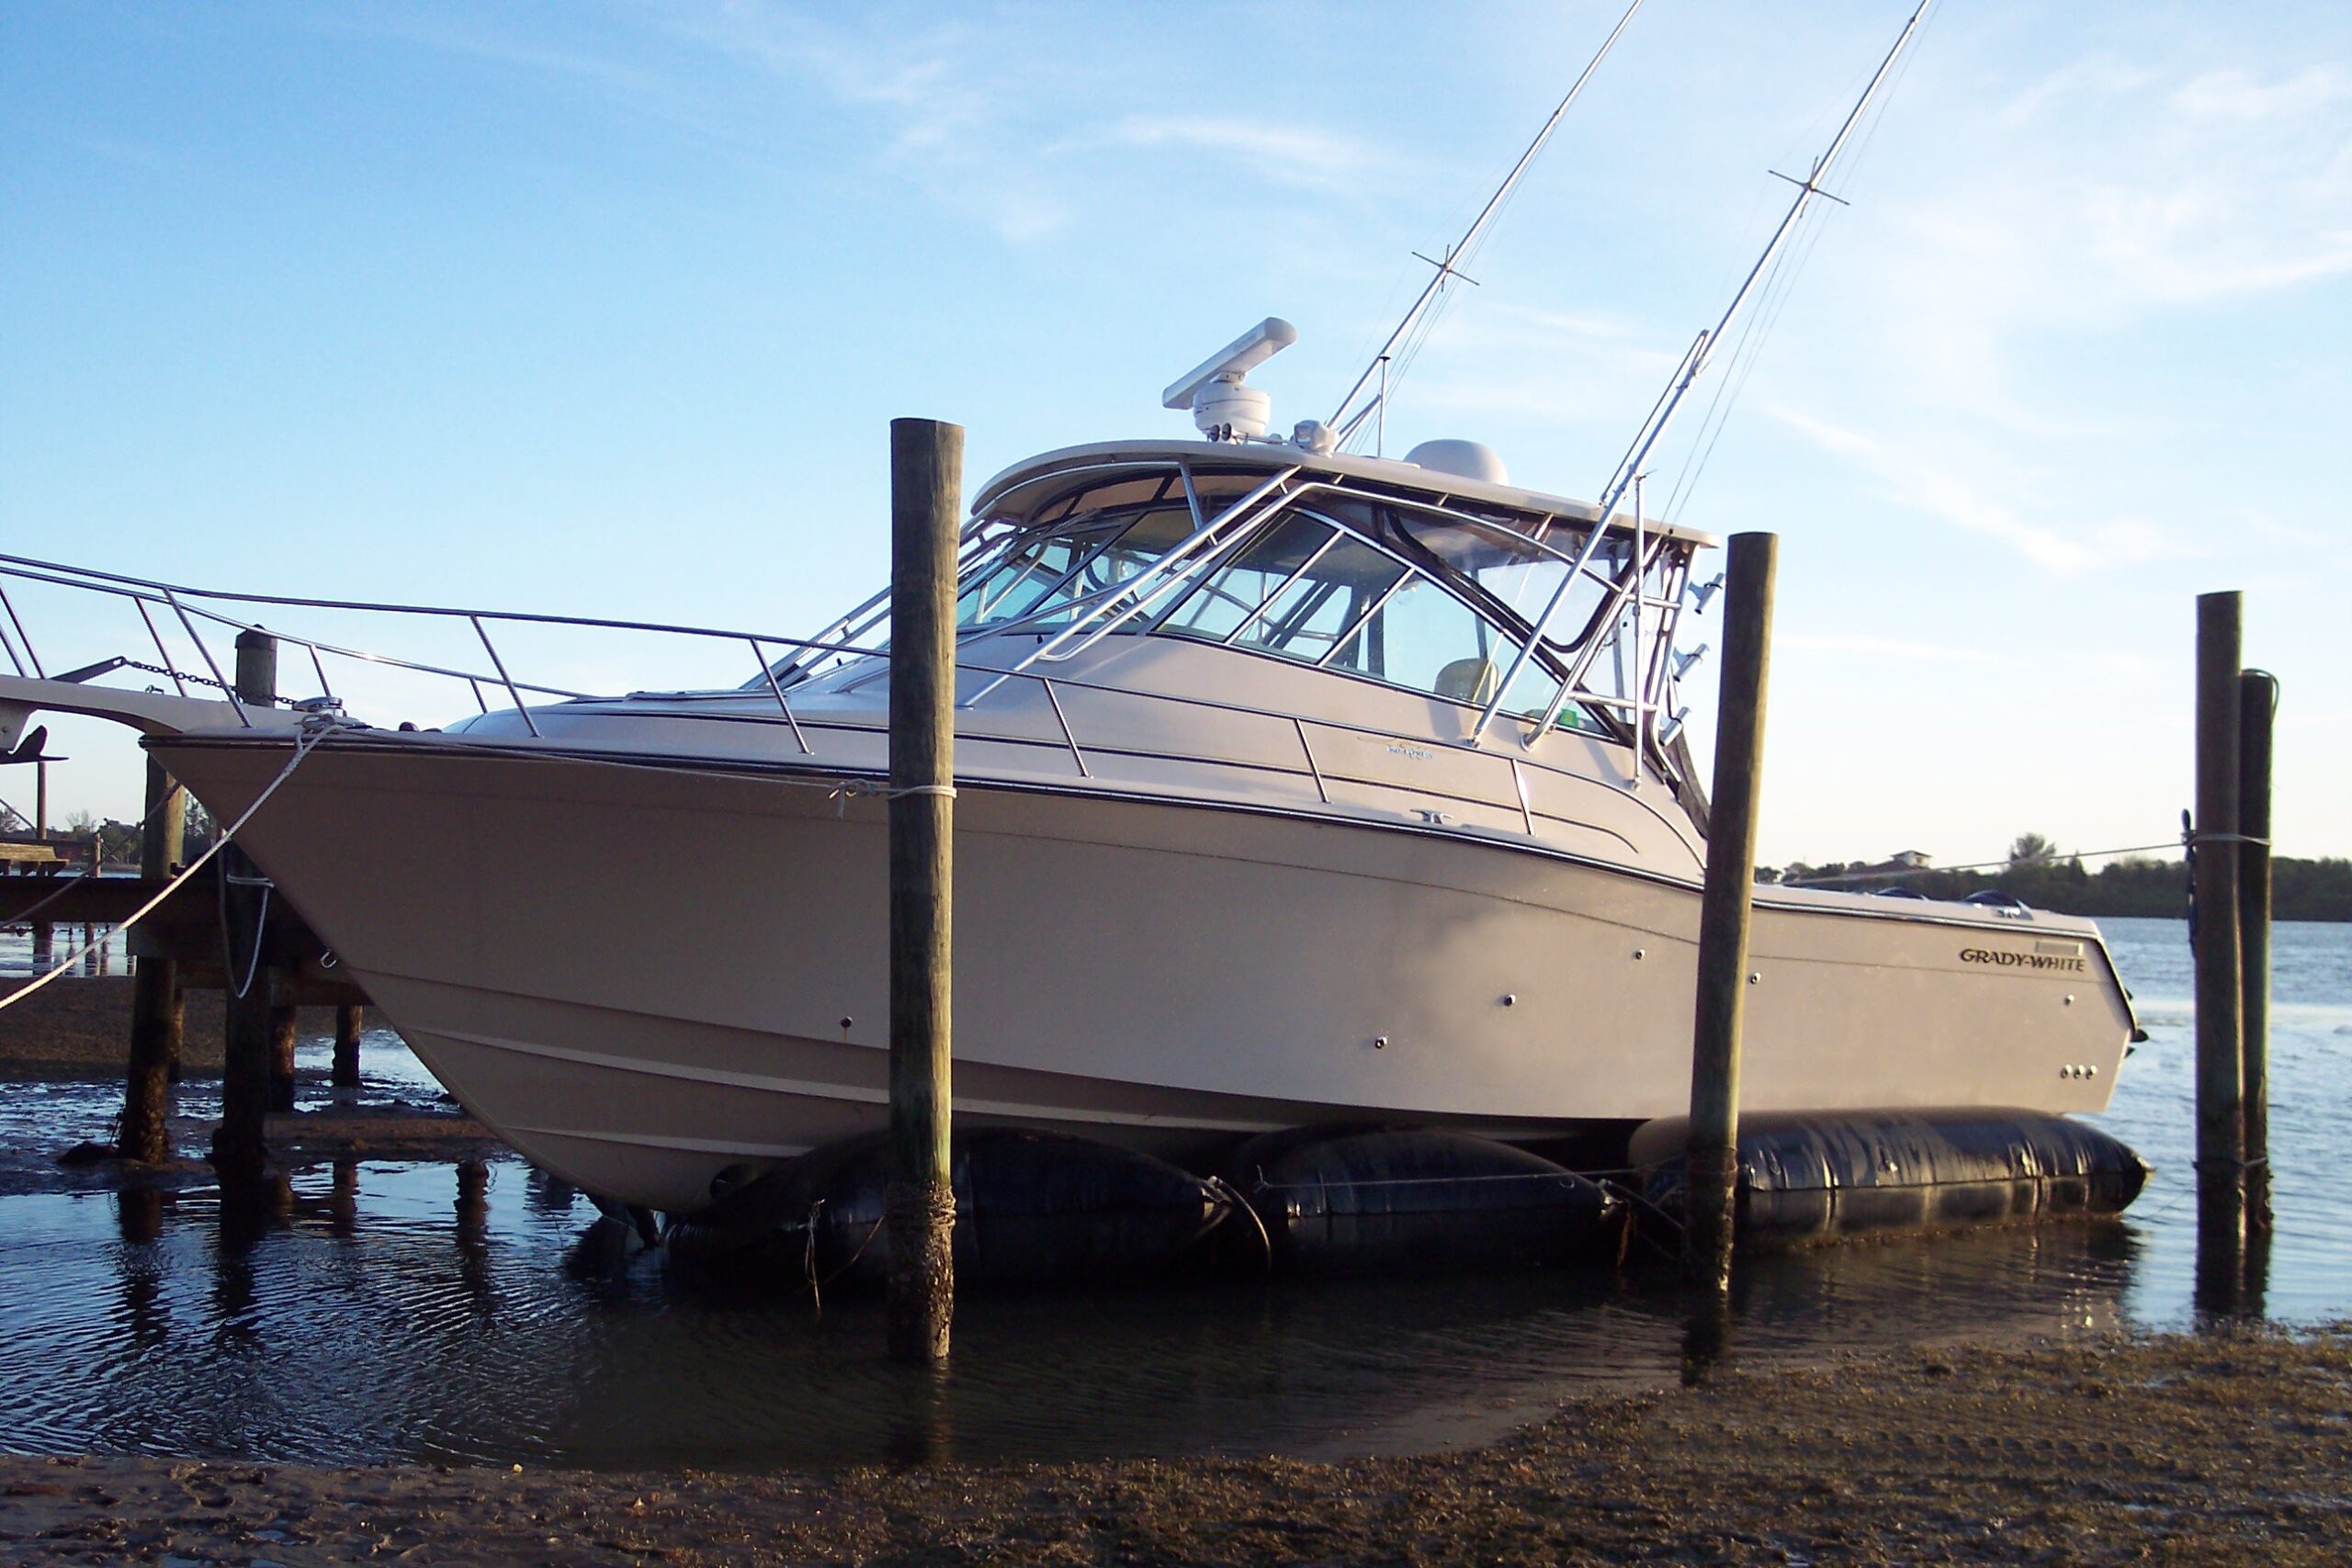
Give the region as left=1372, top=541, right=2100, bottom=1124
left=0, top=549, right=1702, bottom=854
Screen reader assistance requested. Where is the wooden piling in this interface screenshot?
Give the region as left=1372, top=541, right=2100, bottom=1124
left=233, top=628, right=278, bottom=712
left=332, top=1004, right=365, bottom=1089
left=267, top=1000, right=299, bottom=1113
left=212, top=630, right=280, bottom=1183
left=885, top=416, right=963, bottom=1365
left=119, top=758, right=187, bottom=1164
left=2237, top=667, right=2276, bottom=1234
left=29, top=761, right=52, bottom=961
left=1684, top=531, right=1778, bottom=1292
left=2191, top=592, right=2245, bottom=1250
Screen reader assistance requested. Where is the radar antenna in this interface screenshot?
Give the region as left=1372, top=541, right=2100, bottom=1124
left=1469, top=0, right=1938, bottom=746
left=1326, top=0, right=1648, bottom=455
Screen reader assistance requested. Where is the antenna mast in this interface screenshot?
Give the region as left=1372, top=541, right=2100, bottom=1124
left=1327, top=0, right=1647, bottom=452
left=1470, top=0, right=1936, bottom=745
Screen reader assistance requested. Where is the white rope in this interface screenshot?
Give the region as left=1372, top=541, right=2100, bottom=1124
left=0, top=722, right=340, bottom=1014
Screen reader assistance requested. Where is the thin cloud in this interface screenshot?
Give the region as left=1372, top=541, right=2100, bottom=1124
left=1100, top=116, right=1380, bottom=191
left=1997, top=56, right=2161, bottom=128
left=1767, top=406, right=2199, bottom=575
left=664, top=6, right=1078, bottom=240
left=2171, top=65, right=2352, bottom=122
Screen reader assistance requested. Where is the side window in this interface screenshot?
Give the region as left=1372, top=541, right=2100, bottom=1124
left=957, top=503, right=1193, bottom=630
left=1240, top=535, right=1406, bottom=665
left=1363, top=575, right=1527, bottom=706
left=1161, top=514, right=1335, bottom=641
left=958, top=523, right=1119, bottom=626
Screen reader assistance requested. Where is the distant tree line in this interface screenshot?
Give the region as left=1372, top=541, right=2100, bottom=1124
left=1761, top=833, right=2352, bottom=922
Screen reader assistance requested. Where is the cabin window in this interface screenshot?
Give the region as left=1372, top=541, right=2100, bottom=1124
left=1348, top=574, right=1528, bottom=706
left=956, top=502, right=1193, bottom=630
left=1159, top=513, right=1549, bottom=712
left=1159, top=514, right=1333, bottom=641
left=1243, top=535, right=1407, bottom=664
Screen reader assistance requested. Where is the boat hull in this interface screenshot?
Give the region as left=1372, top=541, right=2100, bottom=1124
left=154, top=733, right=2136, bottom=1213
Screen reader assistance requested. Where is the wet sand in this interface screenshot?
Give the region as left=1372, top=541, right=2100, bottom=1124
left=0, top=1329, right=2344, bottom=1564
left=0, top=975, right=231, bottom=1080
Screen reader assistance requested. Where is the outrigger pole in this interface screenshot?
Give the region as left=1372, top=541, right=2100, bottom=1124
left=1471, top=0, right=1936, bottom=748
left=1327, top=0, right=1647, bottom=452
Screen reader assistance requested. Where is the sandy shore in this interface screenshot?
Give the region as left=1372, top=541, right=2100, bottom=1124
left=0, top=1328, right=2344, bottom=1564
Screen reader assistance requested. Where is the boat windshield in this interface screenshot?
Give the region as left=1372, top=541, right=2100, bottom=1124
left=931, top=464, right=1670, bottom=739
left=1152, top=500, right=1607, bottom=729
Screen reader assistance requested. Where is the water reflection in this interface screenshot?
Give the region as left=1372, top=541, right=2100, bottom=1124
left=0, top=1157, right=2167, bottom=1472
left=212, top=1177, right=294, bottom=1336
left=330, top=1159, right=358, bottom=1239
left=114, top=1189, right=170, bottom=1348
left=0, top=915, right=2338, bottom=1470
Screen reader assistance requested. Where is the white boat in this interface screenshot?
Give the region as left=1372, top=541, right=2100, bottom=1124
left=0, top=0, right=2135, bottom=1216
left=0, top=409, right=2138, bottom=1213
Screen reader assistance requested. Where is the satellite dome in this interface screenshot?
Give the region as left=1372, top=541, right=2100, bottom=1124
left=1403, top=439, right=1509, bottom=486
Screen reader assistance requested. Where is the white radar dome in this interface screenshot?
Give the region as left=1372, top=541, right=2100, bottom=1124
left=1403, top=439, right=1510, bottom=486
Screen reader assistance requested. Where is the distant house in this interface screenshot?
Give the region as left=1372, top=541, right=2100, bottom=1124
left=1889, top=850, right=1931, bottom=870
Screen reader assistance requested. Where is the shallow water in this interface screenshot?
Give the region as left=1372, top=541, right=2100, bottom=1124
left=0, top=915, right=2340, bottom=1470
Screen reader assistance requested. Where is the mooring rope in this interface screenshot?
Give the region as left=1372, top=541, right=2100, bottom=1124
left=0, top=721, right=344, bottom=1013
left=1204, top=1175, right=1273, bottom=1273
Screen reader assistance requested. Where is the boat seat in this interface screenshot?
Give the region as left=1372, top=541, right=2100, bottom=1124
left=1434, top=657, right=1498, bottom=705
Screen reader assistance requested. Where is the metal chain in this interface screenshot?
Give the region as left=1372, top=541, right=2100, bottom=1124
left=119, top=657, right=269, bottom=700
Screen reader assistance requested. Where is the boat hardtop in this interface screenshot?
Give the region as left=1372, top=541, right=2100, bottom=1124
left=974, top=437, right=1720, bottom=549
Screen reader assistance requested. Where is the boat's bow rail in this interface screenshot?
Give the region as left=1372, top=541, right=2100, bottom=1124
left=0, top=549, right=868, bottom=739
left=0, top=546, right=1718, bottom=873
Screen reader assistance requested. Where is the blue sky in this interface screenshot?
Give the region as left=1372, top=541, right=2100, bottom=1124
left=4, top=0, right=2346, bottom=866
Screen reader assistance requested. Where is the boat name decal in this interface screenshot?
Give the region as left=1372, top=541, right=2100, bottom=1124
left=1960, top=947, right=2086, bottom=974
left=1385, top=743, right=1436, bottom=761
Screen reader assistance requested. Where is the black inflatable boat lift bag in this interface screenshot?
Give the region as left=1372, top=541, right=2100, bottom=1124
left=1632, top=1109, right=2150, bottom=1245
left=667, top=1128, right=1234, bottom=1288
left=1230, top=1126, right=1619, bottom=1274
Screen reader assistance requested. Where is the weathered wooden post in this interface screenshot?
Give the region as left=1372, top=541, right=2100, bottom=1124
left=267, top=1002, right=299, bottom=1113
left=885, top=416, right=962, bottom=1364
left=332, top=1003, right=365, bottom=1089
left=1684, top=531, right=1777, bottom=1292
left=29, top=757, right=51, bottom=964
left=2191, top=592, right=2246, bottom=1267
left=119, top=759, right=187, bottom=1163
left=212, top=629, right=280, bottom=1183
left=2237, top=667, right=2276, bottom=1235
